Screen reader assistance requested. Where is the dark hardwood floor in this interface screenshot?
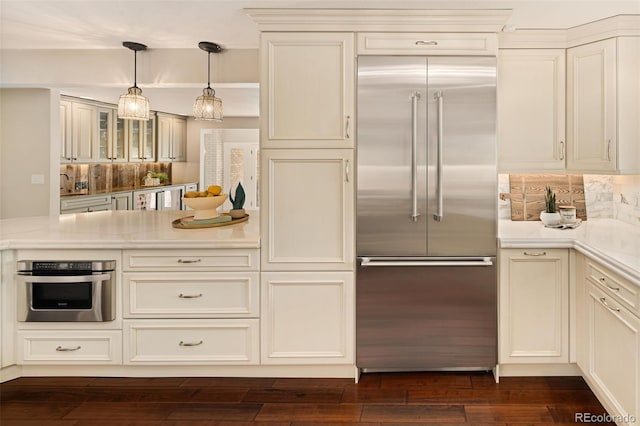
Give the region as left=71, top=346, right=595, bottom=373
left=0, top=372, right=615, bottom=425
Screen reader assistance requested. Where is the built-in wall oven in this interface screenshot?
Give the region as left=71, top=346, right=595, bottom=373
left=17, top=260, right=116, bottom=322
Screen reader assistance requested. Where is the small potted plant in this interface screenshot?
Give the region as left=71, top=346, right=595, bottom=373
left=228, top=182, right=246, bottom=219
left=540, top=185, right=561, bottom=226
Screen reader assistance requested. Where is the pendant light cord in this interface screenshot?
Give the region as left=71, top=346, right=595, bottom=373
left=133, top=50, right=138, bottom=88
left=207, top=51, right=211, bottom=89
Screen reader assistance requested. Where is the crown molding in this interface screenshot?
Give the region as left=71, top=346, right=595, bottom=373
left=566, top=14, right=640, bottom=47
left=245, top=9, right=513, bottom=33
left=499, top=15, right=640, bottom=49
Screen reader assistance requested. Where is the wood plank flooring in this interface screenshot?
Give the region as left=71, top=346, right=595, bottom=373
left=0, top=372, right=615, bottom=425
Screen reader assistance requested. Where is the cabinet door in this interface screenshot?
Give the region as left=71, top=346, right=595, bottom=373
left=111, top=192, right=133, bottom=210
left=261, top=271, right=354, bottom=364
left=586, top=283, right=640, bottom=425
left=143, top=115, right=156, bottom=162
left=172, top=118, right=187, bottom=161
left=498, top=49, right=566, bottom=171
left=128, top=120, right=142, bottom=162
left=261, top=149, right=354, bottom=271
left=567, top=39, right=617, bottom=171
left=71, top=102, right=96, bottom=162
left=499, top=249, right=569, bottom=364
left=96, top=107, right=113, bottom=162
left=261, top=32, right=354, bottom=148
left=59, top=100, right=72, bottom=163
left=157, top=115, right=173, bottom=161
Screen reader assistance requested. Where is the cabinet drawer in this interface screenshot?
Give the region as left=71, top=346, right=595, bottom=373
left=61, top=194, right=112, bottom=212
left=123, top=249, right=259, bottom=271
left=17, top=331, right=122, bottom=364
left=586, top=261, right=639, bottom=315
left=123, top=272, right=259, bottom=318
left=124, top=320, right=259, bottom=364
left=357, top=32, right=497, bottom=55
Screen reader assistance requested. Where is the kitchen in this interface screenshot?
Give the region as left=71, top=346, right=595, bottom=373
left=1, top=0, right=640, bottom=424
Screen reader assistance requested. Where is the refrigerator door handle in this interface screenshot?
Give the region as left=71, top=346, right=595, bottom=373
left=359, top=257, right=494, bottom=267
left=433, top=91, right=444, bottom=222
left=411, top=92, right=421, bottom=222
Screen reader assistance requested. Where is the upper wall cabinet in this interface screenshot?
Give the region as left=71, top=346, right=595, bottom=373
left=567, top=37, right=640, bottom=173
left=96, top=107, right=128, bottom=163
left=157, top=113, right=187, bottom=162
left=128, top=114, right=157, bottom=163
left=498, top=49, right=566, bottom=172
left=260, top=32, right=354, bottom=149
left=60, top=100, right=96, bottom=164
left=357, top=32, right=498, bottom=56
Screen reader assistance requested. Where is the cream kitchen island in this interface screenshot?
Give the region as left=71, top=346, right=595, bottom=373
left=0, top=210, right=356, bottom=382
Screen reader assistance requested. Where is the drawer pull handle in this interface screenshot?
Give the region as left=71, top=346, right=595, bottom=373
left=179, top=340, right=203, bottom=347
left=56, top=346, right=81, bottom=352
left=523, top=251, right=546, bottom=256
left=415, top=40, right=438, bottom=46
left=177, top=259, right=202, bottom=264
left=179, top=293, right=203, bottom=299
left=599, top=298, right=620, bottom=312
left=599, top=277, right=620, bottom=291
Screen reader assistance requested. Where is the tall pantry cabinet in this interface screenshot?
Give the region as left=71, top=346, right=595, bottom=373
left=259, top=32, right=355, bottom=365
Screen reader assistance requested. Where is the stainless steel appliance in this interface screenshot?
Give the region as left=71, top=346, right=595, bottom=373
left=356, top=56, right=497, bottom=371
left=17, top=260, right=116, bottom=322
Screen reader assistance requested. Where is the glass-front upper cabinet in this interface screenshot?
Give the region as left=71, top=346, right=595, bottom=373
left=129, top=113, right=156, bottom=163
left=96, top=108, right=127, bottom=163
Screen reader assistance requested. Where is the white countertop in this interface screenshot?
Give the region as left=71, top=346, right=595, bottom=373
left=499, top=218, right=640, bottom=286
left=0, top=210, right=260, bottom=250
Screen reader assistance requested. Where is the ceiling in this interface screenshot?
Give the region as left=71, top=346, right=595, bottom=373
left=2, top=0, right=638, bottom=116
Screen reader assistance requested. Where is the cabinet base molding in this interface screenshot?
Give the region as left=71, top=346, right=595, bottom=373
left=0, top=365, right=22, bottom=383
left=498, top=363, right=581, bottom=377
left=14, top=364, right=358, bottom=379
left=581, top=371, right=637, bottom=426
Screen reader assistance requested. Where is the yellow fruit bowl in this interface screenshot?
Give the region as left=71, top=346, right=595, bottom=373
left=182, top=194, right=228, bottom=220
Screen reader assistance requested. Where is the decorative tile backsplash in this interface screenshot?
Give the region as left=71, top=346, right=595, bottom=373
left=499, top=174, right=640, bottom=227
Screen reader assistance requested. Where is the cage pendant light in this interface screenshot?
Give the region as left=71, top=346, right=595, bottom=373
left=118, top=41, right=150, bottom=121
left=194, top=41, right=223, bottom=121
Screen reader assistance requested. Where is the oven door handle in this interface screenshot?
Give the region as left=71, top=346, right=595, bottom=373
left=18, top=274, right=111, bottom=283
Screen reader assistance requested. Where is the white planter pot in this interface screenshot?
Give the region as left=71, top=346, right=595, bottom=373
left=540, top=211, right=561, bottom=226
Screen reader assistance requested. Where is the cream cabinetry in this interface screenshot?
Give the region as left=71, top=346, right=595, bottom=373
left=157, top=113, right=187, bottom=162
left=122, top=249, right=260, bottom=365
left=499, top=249, right=570, bottom=364
left=60, top=194, right=112, bottom=214
left=17, top=330, right=122, bottom=365
left=578, top=255, right=640, bottom=426
left=97, top=107, right=127, bottom=163
left=60, top=100, right=96, bottom=164
left=260, top=32, right=354, bottom=149
left=357, top=32, right=498, bottom=55
left=567, top=37, right=640, bottom=173
left=261, top=271, right=354, bottom=365
left=260, top=149, right=354, bottom=271
left=128, top=114, right=156, bottom=162
left=498, top=49, right=566, bottom=172
left=110, top=191, right=133, bottom=211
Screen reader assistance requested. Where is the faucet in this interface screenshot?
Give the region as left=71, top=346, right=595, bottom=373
left=60, top=173, right=70, bottom=191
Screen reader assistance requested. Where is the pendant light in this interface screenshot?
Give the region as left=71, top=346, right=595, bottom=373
left=118, top=41, right=150, bottom=121
left=193, top=41, right=223, bottom=121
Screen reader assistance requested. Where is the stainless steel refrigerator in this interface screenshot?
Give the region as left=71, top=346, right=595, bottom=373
left=356, top=56, right=498, bottom=371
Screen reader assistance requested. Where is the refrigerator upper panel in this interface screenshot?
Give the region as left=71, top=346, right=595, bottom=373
left=357, top=56, right=428, bottom=256
left=426, top=57, right=497, bottom=256
left=356, top=56, right=497, bottom=257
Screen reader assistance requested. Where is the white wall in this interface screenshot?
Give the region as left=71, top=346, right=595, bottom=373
left=172, top=117, right=259, bottom=185
left=0, top=88, right=59, bottom=218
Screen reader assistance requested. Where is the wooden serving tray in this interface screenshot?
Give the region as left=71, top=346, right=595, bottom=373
left=172, top=213, right=249, bottom=229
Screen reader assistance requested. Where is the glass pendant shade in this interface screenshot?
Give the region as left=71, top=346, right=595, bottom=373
left=118, top=86, right=150, bottom=120
left=194, top=41, right=223, bottom=121
left=194, top=87, right=223, bottom=121
left=118, top=41, right=149, bottom=121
